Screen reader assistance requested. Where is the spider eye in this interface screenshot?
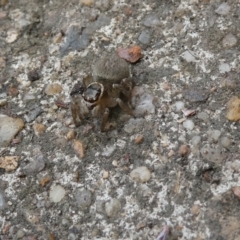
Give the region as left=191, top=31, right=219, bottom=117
left=83, top=83, right=103, bottom=103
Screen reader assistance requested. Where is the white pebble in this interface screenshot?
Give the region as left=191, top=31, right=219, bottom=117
left=219, top=63, right=231, bottom=74
left=221, top=136, right=231, bottom=148
left=215, top=2, right=231, bottom=15
left=49, top=185, right=66, bottom=203
left=181, top=50, right=197, bottom=63
left=130, top=166, right=151, bottom=183
left=183, top=120, right=194, bottom=130
left=175, top=101, right=185, bottom=111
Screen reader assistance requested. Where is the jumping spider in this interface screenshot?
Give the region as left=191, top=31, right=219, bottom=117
left=70, top=52, right=135, bottom=131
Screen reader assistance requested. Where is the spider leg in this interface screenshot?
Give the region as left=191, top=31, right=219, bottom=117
left=71, top=97, right=83, bottom=126
left=116, top=98, right=134, bottom=116
left=101, top=108, right=110, bottom=132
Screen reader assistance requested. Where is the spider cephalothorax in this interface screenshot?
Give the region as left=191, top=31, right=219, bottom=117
left=70, top=77, right=134, bottom=131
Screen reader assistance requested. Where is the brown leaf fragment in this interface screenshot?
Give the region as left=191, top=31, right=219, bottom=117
left=0, top=156, right=20, bottom=172
left=117, top=45, right=142, bottom=63
left=39, top=176, right=51, bottom=187
left=232, top=186, right=240, bottom=198
left=73, top=139, right=85, bottom=159
left=135, top=135, right=144, bottom=144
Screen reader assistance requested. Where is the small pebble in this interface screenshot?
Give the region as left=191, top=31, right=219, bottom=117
left=102, top=170, right=109, bottom=179
left=23, top=147, right=45, bottom=174
left=25, top=106, right=42, bottom=122
left=73, top=140, right=85, bottom=159
left=197, top=112, right=209, bottom=122
left=75, top=189, right=92, bottom=209
left=138, top=29, right=151, bottom=45
left=66, top=130, right=75, bottom=140
left=49, top=185, right=66, bottom=203
left=178, top=145, right=190, bottom=157
left=105, top=198, right=121, bottom=217
left=5, top=29, right=19, bottom=43
left=183, top=88, right=209, bottom=102
left=208, top=130, right=221, bottom=142
left=221, top=136, right=231, bottom=148
left=175, top=101, right=185, bottom=111
left=183, top=120, right=194, bottom=130
left=130, top=166, right=151, bottom=183
left=222, top=33, right=237, bottom=48
left=16, top=229, right=25, bottom=239
left=0, top=115, right=24, bottom=147
left=0, top=156, right=20, bottom=172
left=219, top=63, right=231, bottom=74
left=0, top=98, right=7, bottom=107
left=215, top=2, right=231, bottom=15
left=181, top=50, right=197, bottom=63
left=45, top=83, right=62, bottom=95
left=226, top=96, right=240, bottom=121
left=191, top=136, right=201, bottom=146
left=28, top=69, right=40, bottom=82
left=33, top=123, right=46, bottom=137
left=201, top=144, right=224, bottom=164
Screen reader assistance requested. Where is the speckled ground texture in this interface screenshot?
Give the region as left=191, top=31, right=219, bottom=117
left=1, top=0, right=240, bottom=239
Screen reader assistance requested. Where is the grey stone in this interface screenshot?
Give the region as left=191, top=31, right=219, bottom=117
left=215, top=2, right=231, bottom=15
left=197, top=112, right=209, bottom=122
left=222, top=33, right=237, bottom=48
left=16, top=229, right=25, bottom=239
left=221, top=136, right=231, bottom=148
left=75, top=189, right=92, bottom=209
left=201, top=144, right=225, bottom=164
left=183, top=88, right=209, bottom=102
left=23, top=147, right=45, bottom=175
left=105, top=198, right=121, bottom=217
left=191, top=136, right=201, bottom=146
left=25, top=106, right=42, bottom=122
left=138, top=29, right=151, bottom=45
left=130, top=166, right=151, bottom=183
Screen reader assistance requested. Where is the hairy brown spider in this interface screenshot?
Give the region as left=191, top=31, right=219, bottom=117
left=70, top=52, right=135, bottom=131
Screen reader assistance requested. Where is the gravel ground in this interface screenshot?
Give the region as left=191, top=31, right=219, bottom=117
left=1, top=0, right=240, bottom=239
